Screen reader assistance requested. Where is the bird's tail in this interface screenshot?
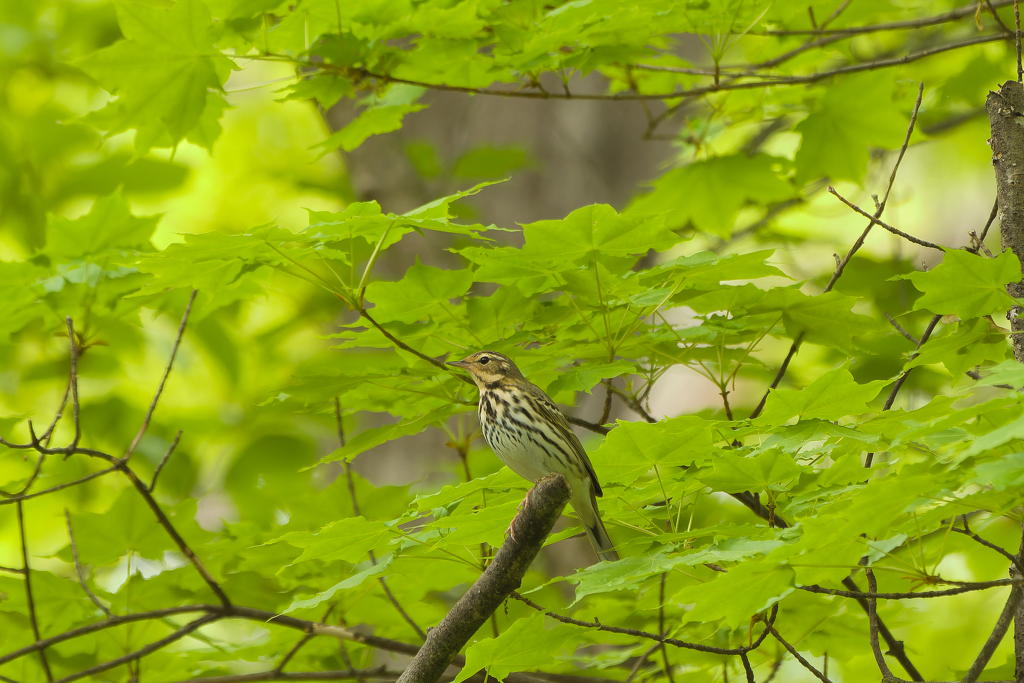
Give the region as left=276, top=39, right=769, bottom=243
left=575, top=496, right=619, bottom=562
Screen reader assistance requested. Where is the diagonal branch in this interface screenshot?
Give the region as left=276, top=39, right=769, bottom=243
left=149, top=430, right=183, bottom=492
left=64, top=509, right=111, bottom=617
left=866, top=568, right=893, bottom=679
left=17, top=501, right=53, bottom=682
left=65, top=317, right=81, bottom=453
left=509, top=593, right=778, bottom=656
left=50, top=614, right=219, bottom=683
left=827, top=188, right=945, bottom=251
left=962, top=582, right=1022, bottom=683
left=765, top=622, right=832, bottom=683
left=125, top=290, right=196, bottom=462
left=799, top=577, right=1023, bottom=599
left=865, top=314, right=942, bottom=467
left=333, top=398, right=426, bottom=641
left=749, top=84, right=924, bottom=421
left=953, top=518, right=1024, bottom=576
left=396, top=474, right=572, bottom=683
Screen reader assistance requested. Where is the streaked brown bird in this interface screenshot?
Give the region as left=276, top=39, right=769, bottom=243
left=447, top=351, right=619, bottom=562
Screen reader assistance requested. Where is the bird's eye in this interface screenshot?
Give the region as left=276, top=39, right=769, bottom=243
left=479, top=356, right=490, bottom=365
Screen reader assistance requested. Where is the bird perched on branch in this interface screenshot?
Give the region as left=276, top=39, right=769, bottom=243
left=447, top=351, right=619, bottom=562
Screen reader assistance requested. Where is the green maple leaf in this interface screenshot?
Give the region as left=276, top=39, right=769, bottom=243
left=78, top=0, right=233, bottom=149
left=758, top=366, right=889, bottom=424
left=903, top=248, right=1021, bottom=320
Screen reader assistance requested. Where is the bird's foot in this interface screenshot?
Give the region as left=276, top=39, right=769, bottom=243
left=505, top=482, right=540, bottom=541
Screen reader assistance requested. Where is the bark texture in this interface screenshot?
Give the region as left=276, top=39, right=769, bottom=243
left=988, top=79, right=1024, bottom=683
left=988, top=79, right=1024, bottom=362
left=396, top=474, right=572, bottom=683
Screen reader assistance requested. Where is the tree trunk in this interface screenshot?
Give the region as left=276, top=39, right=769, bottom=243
left=987, top=78, right=1024, bottom=683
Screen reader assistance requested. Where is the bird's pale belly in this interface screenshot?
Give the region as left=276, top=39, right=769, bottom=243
left=483, top=416, right=585, bottom=486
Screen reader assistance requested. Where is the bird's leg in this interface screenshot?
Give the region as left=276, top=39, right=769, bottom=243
left=506, top=474, right=565, bottom=541
left=506, top=480, right=542, bottom=541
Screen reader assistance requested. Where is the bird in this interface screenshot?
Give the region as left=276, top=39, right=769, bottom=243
left=447, top=351, right=619, bottom=562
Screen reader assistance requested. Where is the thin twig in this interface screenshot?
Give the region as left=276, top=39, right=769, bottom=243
left=0, top=467, right=118, bottom=507
left=749, top=85, right=925, bottom=421
left=125, top=290, right=196, bottom=462
left=980, top=197, right=999, bottom=244
left=865, top=314, right=942, bottom=467
left=18, top=501, right=53, bottom=682
left=609, top=386, right=657, bottom=423
left=739, top=653, right=755, bottom=683
left=962, top=583, right=1022, bottom=683
left=765, top=623, right=832, bottom=683
left=599, top=380, right=613, bottom=425
left=333, top=398, right=426, bottom=641
left=953, top=519, right=1024, bottom=575
left=149, top=430, right=183, bottom=492
left=758, top=0, right=1013, bottom=36
left=866, top=568, right=893, bottom=679
left=885, top=313, right=919, bottom=344
left=65, top=317, right=81, bottom=453
left=276, top=634, right=315, bottom=673
left=565, top=416, right=610, bottom=435
left=50, top=615, right=219, bottom=683
left=799, top=577, right=1023, bottom=600
left=828, top=188, right=945, bottom=251
left=509, top=592, right=778, bottom=655
left=658, top=573, right=676, bottom=683
left=841, top=576, right=924, bottom=680
left=625, top=644, right=659, bottom=683
left=279, top=33, right=1007, bottom=104
left=65, top=509, right=111, bottom=617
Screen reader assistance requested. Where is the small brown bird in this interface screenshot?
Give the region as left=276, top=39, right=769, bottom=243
left=447, top=351, right=619, bottom=562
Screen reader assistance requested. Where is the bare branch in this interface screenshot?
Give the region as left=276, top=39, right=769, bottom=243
left=866, top=568, right=893, bottom=679
left=333, top=398, right=426, bottom=641
left=598, top=380, right=613, bottom=425
left=0, top=606, right=215, bottom=667
left=64, top=509, right=111, bottom=617
left=509, top=592, right=778, bottom=656
left=885, top=313, right=919, bottom=344
left=865, top=314, right=942, bottom=467
left=841, top=576, right=924, bottom=680
left=565, top=416, right=610, bottom=435
left=954, top=518, right=1024, bottom=575
left=739, top=653, right=755, bottom=683
left=117, top=463, right=232, bottom=607
left=765, top=622, right=833, bottom=683
left=126, top=290, right=197, bottom=462
left=658, top=573, right=676, bottom=683
left=625, top=644, right=659, bottom=683
left=276, top=634, right=315, bottom=674
left=828, top=188, right=944, bottom=251
left=608, top=385, right=657, bottom=423
left=962, top=583, right=1022, bottom=683
left=981, top=197, right=1000, bottom=244
left=50, top=615, right=219, bottom=683
left=757, top=0, right=1013, bottom=36
left=149, top=430, right=183, bottom=492
left=65, top=317, right=81, bottom=453
left=167, top=668, right=394, bottom=683
left=799, top=577, right=1023, bottom=600
left=396, top=474, right=572, bottom=683
left=747, top=85, right=926, bottom=422
left=0, top=467, right=117, bottom=507
left=17, top=502, right=53, bottom=682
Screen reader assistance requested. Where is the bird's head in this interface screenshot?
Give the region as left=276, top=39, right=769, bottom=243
left=447, top=351, right=525, bottom=388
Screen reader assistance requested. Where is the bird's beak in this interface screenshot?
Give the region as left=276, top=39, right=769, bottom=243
left=446, top=360, right=469, bottom=368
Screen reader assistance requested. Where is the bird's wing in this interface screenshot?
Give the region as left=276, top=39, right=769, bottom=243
left=529, top=388, right=603, bottom=498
